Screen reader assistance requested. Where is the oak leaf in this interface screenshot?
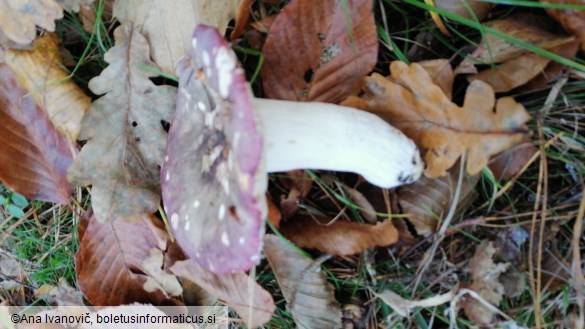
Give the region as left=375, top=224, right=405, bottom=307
left=113, top=0, right=241, bottom=76
left=261, top=0, right=378, bottom=103
left=280, top=216, right=399, bottom=256
left=171, top=259, right=275, bottom=328
left=4, top=33, right=90, bottom=141
left=76, top=210, right=182, bottom=306
left=0, top=0, right=63, bottom=46
left=264, top=235, right=342, bottom=329
left=67, top=24, right=175, bottom=223
left=0, top=64, right=73, bottom=204
left=342, top=61, right=531, bottom=178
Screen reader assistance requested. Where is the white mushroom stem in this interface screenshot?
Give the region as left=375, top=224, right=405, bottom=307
left=253, top=98, right=423, bottom=188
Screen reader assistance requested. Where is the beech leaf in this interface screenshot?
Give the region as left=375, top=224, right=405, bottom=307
left=261, top=0, right=378, bottom=103
left=4, top=33, right=90, bottom=141
left=0, top=64, right=73, bottom=204
left=0, top=0, right=63, bottom=46
left=280, top=216, right=399, bottom=256
left=76, top=210, right=182, bottom=306
left=264, top=235, right=342, bottom=329
left=542, top=0, right=585, bottom=52
left=67, top=24, right=175, bottom=222
left=170, top=259, right=275, bottom=328
left=113, top=0, right=241, bottom=76
left=343, top=61, right=531, bottom=178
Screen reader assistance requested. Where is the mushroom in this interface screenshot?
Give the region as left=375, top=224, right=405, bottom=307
left=160, top=24, right=423, bottom=274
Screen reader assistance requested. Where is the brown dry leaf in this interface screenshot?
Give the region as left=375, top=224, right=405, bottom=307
left=280, top=216, right=399, bottom=256
left=4, top=33, right=90, bottom=141
left=78, top=0, right=112, bottom=34
left=434, top=0, right=494, bottom=21
left=264, top=235, right=342, bottom=329
left=0, top=0, right=63, bottom=46
left=67, top=24, right=175, bottom=223
left=76, top=210, right=182, bottom=305
left=462, top=242, right=508, bottom=325
left=342, top=61, right=531, bottom=178
left=463, top=15, right=575, bottom=65
left=418, top=59, right=454, bottom=99
left=0, top=64, right=73, bottom=204
left=542, top=0, right=585, bottom=52
left=261, top=0, right=377, bottom=103
left=141, top=249, right=183, bottom=298
left=113, top=0, right=241, bottom=76
left=34, top=278, right=84, bottom=306
left=397, top=161, right=480, bottom=237
left=171, top=259, right=275, bottom=328
left=488, top=138, right=537, bottom=180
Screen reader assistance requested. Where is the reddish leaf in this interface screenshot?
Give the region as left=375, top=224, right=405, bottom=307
left=171, top=259, right=275, bottom=328
left=0, top=64, right=73, bottom=204
left=280, top=216, right=399, bottom=256
left=488, top=139, right=537, bottom=180
left=75, top=210, right=182, bottom=305
left=261, top=0, right=377, bottom=103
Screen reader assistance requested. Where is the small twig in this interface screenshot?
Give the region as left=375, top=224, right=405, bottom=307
left=571, top=186, right=585, bottom=329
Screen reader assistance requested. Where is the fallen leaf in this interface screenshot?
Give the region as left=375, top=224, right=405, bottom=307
left=343, top=61, right=531, bottom=178
left=141, top=249, right=183, bottom=298
left=4, top=33, right=90, bottom=141
left=264, top=235, right=342, bottom=329
left=463, top=15, right=575, bottom=65
left=542, top=0, right=585, bottom=52
left=76, top=210, right=182, bottom=305
left=374, top=289, right=454, bottom=317
left=113, top=0, right=241, bottom=76
left=34, top=278, right=84, bottom=306
left=397, top=161, right=480, bottom=237
left=267, top=193, right=282, bottom=229
left=461, top=242, right=508, bottom=325
left=434, top=0, right=494, bottom=20
left=418, top=59, right=455, bottom=99
left=0, top=64, right=73, bottom=204
left=67, top=24, right=175, bottom=223
left=279, top=170, right=314, bottom=221
left=171, top=259, right=275, bottom=328
left=0, top=0, right=63, bottom=46
left=280, top=216, right=399, bottom=256
left=261, top=0, right=378, bottom=103
left=488, top=138, right=537, bottom=180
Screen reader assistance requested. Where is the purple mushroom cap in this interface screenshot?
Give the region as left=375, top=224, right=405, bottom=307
left=161, top=24, right=267, bottom=274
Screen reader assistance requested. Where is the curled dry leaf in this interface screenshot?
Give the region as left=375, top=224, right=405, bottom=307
left=434, top=0, right=494, bottom=21
left=113, top=0, right=241, bottom=76
left=4, top=33, right=90, bottom=141
left=488, top=138, right=537, bottom=180
left=67, top=24, right=175, bottom=223
left=397, top=161, right=480, bottom=237
left=262, top=0, right=377, bottom=103
left=76, top=210, right=182, bottom=306
left=264, top=235, right=342, bottom=329
left=0, top=0, right=63, bottom=46
left=280, top=216, right=399, bottom=256
left=343, top=61, right=531, bottom=178
left=0, top=64, right=73, bottom=204
left=463, top=16, right=579, bottom=92
left=542, top=0, right=585, bottom=52
left=170, top=259, right=275, bottom=328
left=462, top=242, right=508, bottom=325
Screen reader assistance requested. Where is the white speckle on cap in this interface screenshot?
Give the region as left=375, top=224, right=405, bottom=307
left=192, top=38, right=198, bottom=49
left=164, top=155, right=169, bottom=162
left=193, top=200, right=200, bottom=208
left=250, top=254, right=260, bottom=262
left=202, top=51, right=210, bottom=66
left=209, top=262, right=215, bottom=272
left=185, top=214, right=189, bottom=220
left=165, top=171, right=170, bottom=182
left=216, top=47, right=235, bottom=98
left=197, top=101, right=206, bottom=111
left=184, top=221, right=190, bottom=230
left=195, top=252, right=200, bottom=258
left=218, top=204, right=226, bottom=218
left=239, top=237, right=245, bottom=245
left=170, top=213, right=179, bottom=230
left=221, top=232, right=230, bottom=246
